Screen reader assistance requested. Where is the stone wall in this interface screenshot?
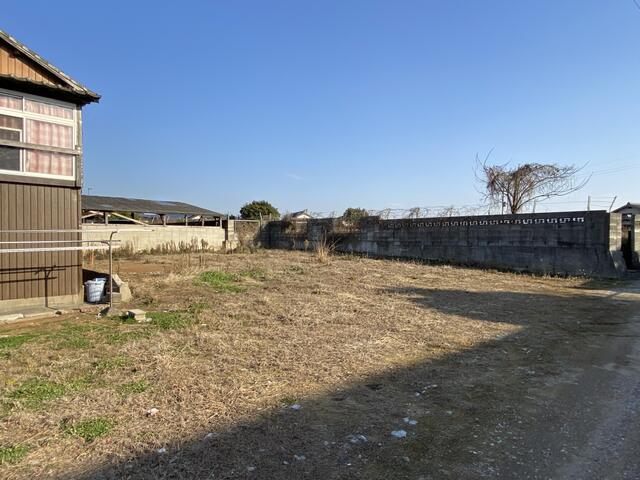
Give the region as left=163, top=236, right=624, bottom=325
left=229, top=220, right=266, bottom=250
left=82, top=224, right=226, bottom=254
left=266, top=211, right=627, bottom=278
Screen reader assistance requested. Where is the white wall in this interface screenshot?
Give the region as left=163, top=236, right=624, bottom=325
left=82, top=224, right=227, bottom=253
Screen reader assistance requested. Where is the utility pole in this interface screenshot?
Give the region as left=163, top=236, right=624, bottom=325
left=587, top=196, right=591, bottom=211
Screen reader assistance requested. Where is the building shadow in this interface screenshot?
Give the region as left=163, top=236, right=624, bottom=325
left=76, top=287, right=639, bottom=480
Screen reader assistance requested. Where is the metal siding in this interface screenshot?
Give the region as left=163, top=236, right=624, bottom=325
left=0, top=182, right=82, bottom=301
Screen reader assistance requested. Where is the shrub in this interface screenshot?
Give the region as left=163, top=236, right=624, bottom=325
left=341, top=207, right=368, bottom=222
left=240, top=201, right=280, bottom=220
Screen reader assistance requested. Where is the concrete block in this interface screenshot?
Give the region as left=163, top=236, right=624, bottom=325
left=0, top=313, right=24, bottom=324
left=112, top=274, right=133, bottom=303
left=127, top=309, right=147, bottom=322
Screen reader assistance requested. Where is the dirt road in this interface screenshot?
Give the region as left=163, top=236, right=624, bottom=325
left=483, top=281, right=640, bottom=479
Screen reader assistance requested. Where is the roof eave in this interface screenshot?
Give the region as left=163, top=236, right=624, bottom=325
left=0, top=74, right=100, bottom=105
left=0, top=29, right=100, bottom=103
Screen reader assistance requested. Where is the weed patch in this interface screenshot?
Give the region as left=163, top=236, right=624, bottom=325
left=61, top=418, right=114, bottom=443
left=67, top=375, right=95, bottom=392
left=196, top=270, right=245, bottom=293
left=0, top=444, right=29, bottom=465
left=7, top=378, right=66, bottom=409
left=0, top=333, right=39, bottom=352
left=49, top=323, right=102, bottom=350
left=187, top=302, right=210, bottom=316
left=280, top=396, right=298, bottom=406
left=117, top=380, right=149, bottom=395
left=104, top=329, right=151, bottom=345
left=148, top=311, right=191, bottom=330
left=92, top=356, right=130, bottom=373
left=240, top=268, right=268, bottom=280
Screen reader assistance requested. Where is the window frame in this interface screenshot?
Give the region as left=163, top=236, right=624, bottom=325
left=0, top=120, right=23, bottom=172
left=0, top=87, right=77, bottom=181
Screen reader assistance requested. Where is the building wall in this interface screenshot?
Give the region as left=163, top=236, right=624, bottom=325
left=266, top=211, right=627, bottom=278
left=82, top=224, right=227, bottom=254
left=0, top=183, right=82, bottom=308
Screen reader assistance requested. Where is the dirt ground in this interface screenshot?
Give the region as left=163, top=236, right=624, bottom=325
left=0, top=250, right=638, bottom=479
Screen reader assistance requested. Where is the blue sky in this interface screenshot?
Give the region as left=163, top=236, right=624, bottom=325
left=4, top=1, right=639, bottom=215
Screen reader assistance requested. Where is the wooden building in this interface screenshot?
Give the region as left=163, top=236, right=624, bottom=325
left=0, top=29, right=99, bottom=312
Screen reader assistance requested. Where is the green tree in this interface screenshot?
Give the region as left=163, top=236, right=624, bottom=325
left=240, top=200, right=280, bottom=220
left=342, top=207, right=369, bottom=221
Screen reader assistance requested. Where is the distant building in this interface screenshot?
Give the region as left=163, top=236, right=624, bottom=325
left=613, top=202, right=639, bottom=228
left=290, top=209, right=313, bottom=220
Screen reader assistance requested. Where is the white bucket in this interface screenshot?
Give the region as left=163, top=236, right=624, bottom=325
left=85, top=278, right=107, bottom=303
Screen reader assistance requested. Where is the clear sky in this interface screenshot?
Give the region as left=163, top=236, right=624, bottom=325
left=4, top=1, right=639, bottom=215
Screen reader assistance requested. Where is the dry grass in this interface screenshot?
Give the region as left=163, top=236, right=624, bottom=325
left=314, top=236, right=336, bottom=263
left=0, top=250, right=636, bottom=479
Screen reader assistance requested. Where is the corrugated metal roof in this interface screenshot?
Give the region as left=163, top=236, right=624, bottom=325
left=0, top=29, right=100, bottom=103
left=82, top=195, right=223, bottom=217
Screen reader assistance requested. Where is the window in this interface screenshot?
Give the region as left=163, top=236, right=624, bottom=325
left=0, top=114, right=22, bottom=172
left=0, top=90, right=76, bottom=179
left=0, top=93, right=22, bottom=110
left=25, top=99, right=74, bottom=119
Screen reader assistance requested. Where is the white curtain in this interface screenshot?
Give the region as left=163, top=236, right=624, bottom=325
left=0, top=94, right=22, bottom=111
left=25, top=151, right=73, bottom=176
left=25, top=119, right=74, bottom=176
left=25, top=99, right=73, bottom=119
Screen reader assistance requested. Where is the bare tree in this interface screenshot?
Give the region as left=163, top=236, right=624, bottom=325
left=378, top=208, right=392, bottom=220
left=437, top=205, right=460, bottom=217
left=476, top=153, right=589, bottom=214
left=406, top=207, right=421, bottom=219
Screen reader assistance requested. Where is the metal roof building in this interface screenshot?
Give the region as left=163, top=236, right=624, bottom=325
left=81, top=195, right=224, bottom=226
left=82, top=195, right=223, bottom=217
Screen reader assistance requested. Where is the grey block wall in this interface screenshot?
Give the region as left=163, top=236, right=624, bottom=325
left=267, top=211, right=627, bottom=278
left=632, top=216, right=640, bottom=269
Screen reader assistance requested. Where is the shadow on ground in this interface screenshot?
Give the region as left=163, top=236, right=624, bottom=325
left=77, top=286, right=639, bottom=480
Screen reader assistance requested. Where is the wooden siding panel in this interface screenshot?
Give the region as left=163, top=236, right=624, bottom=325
left=0, top=183, right=82, bottom=302
left=0, top=44, right=63, bottom=87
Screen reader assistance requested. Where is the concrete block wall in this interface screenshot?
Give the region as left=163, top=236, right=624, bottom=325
left=632, top=216, right=640, bottom=269
left=230, top=220, right=266, bottom=249
left=267, top=211, right=627, bottom=278
left=82, top=224, right=226, bottom=254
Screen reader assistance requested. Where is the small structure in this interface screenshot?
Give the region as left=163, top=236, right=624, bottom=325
left=613, top=202, right=639, bottom=228
left=82, top=195, right=224, bottom=226
left=0, top=29, right=100, bottom=311
left=290, top=209, right=313, bottom=220
left=613, top=202, right=639, bottom=268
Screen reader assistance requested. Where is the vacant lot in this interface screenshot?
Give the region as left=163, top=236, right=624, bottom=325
left=0, top=251, right=638, bottom=479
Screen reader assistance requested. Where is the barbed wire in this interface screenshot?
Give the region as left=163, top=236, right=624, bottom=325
left=305, top=196, right=618, bottom=220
